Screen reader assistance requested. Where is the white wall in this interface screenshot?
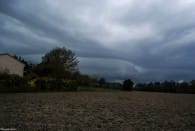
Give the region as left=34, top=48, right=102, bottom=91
left=0, top=55, right=24, bottom=77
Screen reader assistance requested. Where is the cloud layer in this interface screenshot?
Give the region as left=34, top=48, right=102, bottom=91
left=0, top=0, right=195, bottom=82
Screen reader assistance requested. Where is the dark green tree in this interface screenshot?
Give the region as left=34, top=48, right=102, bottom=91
left=36, top=47, right=79, bottom=79
left=123, top=79, right=134, bottom=91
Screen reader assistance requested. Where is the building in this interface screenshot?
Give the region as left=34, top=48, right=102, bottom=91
left=0, top=54, right=25, bottom=77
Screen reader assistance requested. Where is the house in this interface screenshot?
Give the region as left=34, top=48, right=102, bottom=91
left=0, top=54, right=25, bottom=77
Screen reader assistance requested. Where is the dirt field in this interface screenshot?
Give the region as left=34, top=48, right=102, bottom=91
left=0, top=92, right=195, bottom=130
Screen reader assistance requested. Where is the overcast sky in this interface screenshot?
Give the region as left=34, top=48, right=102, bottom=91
left=0, top=0, right=195, bottom=82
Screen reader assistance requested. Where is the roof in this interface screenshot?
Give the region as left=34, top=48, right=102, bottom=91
left=0, top=53, right=25, bottom=65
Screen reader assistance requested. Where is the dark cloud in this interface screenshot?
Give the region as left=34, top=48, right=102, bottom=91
left=0, top=0, right=195, bottom=82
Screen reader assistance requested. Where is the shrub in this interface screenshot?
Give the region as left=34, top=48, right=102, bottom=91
left=34, top=78, right=78, bottom=91
left=63, top=80, right=78, bottom=91
left=47, top=79, right=65, bottom=91
left=122, top=79, right=134, bottom=91
left=0, top=74, right=28, bottom=92
left=35, top=79, right=48, bottom=90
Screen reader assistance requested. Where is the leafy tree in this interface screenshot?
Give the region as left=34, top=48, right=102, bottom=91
left=123, top=79, right=134, bottom=91
left=36, top=47, right=79, bottom=79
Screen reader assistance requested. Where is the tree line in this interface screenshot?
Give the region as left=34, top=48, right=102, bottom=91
left=135, top=80, right=195, bottom=93
left=2, top=47, right=195, bottom=93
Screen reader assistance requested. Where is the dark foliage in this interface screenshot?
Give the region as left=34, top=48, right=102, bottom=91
left=98, top=78, right=106, bottom=87
left=35, top=47, right=79, bottom=79
left=35, top=79, right=78, bottom=91
left=122, top=79, right=134, bottom=91
left=0, top=74, right=29, bottom=92
left=135, top=80, right=195, bottom=94
left=35, top=79, right=48, bottom=90
left=76, top=74, right=98, bottom=87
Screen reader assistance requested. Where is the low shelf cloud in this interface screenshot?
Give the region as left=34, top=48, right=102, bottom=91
left=0, top=0, right=195, bottom=82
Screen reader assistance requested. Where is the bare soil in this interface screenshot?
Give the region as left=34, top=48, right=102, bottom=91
left=0, top=91, right=195, bottom=130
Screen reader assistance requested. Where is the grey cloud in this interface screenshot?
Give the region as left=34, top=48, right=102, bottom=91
left=0, top=0, right=195, bottom=82
left=78, top=57, right=145, bottom=81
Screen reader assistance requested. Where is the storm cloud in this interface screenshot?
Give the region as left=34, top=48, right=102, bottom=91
left=0, top=0, right=195, bottom=82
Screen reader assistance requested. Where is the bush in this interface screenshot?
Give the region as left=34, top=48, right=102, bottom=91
left=47, top=79, right=65, bottom=91
left=122, top=79, right=134, bottom=91
left=34, top=78, right=78, bottom=91
left=0, top=74, right=28, bottom=92
left=63, top=80, right=78, bottom=91
left=24, top=73, right=38, bottom=81
left=35, top=79, right=48, bottom=90
left=0, top=74, right=78, bottom=92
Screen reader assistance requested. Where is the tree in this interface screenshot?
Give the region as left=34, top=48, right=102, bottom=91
left=37, top=47, right=79, bottom=79
left=191, top=80, right=195, bottom=88
left=98, top=78, right=106, bottom=87
left=123, top=79, right=134, bottom=91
